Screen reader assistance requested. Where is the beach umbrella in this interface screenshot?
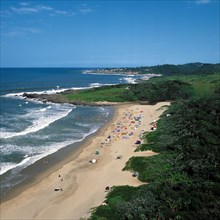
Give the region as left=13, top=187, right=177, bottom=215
left=91, top=159, right=97, bottom=164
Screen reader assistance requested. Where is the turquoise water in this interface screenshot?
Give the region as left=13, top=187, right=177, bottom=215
left=0, top=68, right=143, bottom=197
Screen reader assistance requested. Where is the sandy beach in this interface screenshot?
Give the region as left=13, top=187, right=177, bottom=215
left=0, top=102, right=170, bottom=220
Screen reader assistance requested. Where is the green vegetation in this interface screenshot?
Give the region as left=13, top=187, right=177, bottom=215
left=119, top=80, right=192, bottom=102
left=159, top=73, right=220, bottom=99
left=64, top=85, right=127, bottom=103
left=93, top=62, right=220, bottom=75
left=123, top=152, right=175, bottom=183
left=91, top=97, right=220, bottom=220
left=89, top=64, right=220, bottom=220
left=64, top=80, right=192, bottom=103
left=91, top=186, right=139, bottom=220
left=142, top=62, right=220, bottom=75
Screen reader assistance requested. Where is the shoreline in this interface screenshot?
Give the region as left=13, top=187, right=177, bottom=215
left=0, top=106, right=115, bottom=201
left=1, top=102, right=170, bottom=219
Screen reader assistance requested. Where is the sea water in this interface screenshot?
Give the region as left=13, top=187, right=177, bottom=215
left=0, top=68, right=143, bottom=198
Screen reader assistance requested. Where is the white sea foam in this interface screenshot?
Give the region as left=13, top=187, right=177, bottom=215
left=0, top=157, right=32, bottom=175
left=123, top=77, right=137, bottom=84
left=39, top=108, right=47, bottom=112
left=90, top=83, right=101, bottom=87
left=0, top=162, right=17, bottom=175
left=1, top=87, right=88, bottom=98
left=99, top=107, right=105, bottom=111
left=75, top=122, right=93, bottom=128
left=1, top=107, right=73, bottom=139
left=1, top=87, right=97, bottom=104
left=82, top=71, right=129, bottom=76
left=89, top=82, right=115, bottom=88
left=3, top=92, right=24, bottom=97
left=0, top=126, right=99, bottom=175
left=1, top=82, right=117, bottom=101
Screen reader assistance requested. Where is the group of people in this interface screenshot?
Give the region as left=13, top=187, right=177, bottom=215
left=110, top=108, right=146, bottom=142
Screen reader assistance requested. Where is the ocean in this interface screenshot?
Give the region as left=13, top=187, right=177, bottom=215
left=0, top=68, right=144, bottom=198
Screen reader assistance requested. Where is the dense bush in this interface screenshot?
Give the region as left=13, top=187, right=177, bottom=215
left=91, top=186, right=139, bottom=220
left=123, top=153, right=174, bottom=183
left=90, top=97, right=220, bottom=220
left=112, top=63, right=220, bottom=75
left=120, top=80, right=192, bottom=102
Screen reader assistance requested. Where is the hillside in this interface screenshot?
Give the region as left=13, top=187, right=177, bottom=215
left=90, top=63, right=220, bottom=76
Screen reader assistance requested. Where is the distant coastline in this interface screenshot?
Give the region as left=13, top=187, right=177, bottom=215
left=84, top=62, right=220, bottom=76
left=84, top=68, right=140, bottom=75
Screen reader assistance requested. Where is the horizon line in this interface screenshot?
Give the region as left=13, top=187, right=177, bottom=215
left=0, top=62, right=219, bottom=69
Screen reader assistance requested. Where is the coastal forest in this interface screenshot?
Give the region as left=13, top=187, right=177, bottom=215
left=87, top=63, right=220, bottom=220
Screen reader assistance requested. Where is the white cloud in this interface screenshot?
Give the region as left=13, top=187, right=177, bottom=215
left=2, top=3, right=94, bottom=18
left=6, top=4, right=75, bottom=17
left=49, top=10, right=76, bottom=17
left=37, top=6, right=54, bottom=11
left=19, top=2, right=29, bottom=6
left=195, top=0, right=212, bottom=4
left=10, top=6, right=39, bottom=14
left=80, top=8, right=93, bottom=14
left=1, top=27, right=41, bottom=38
left=19, top=27, right=41, bottom=33
left=0, top=10, right=12, bottom=17
left=2, top=30, right=25, bottom=38
left=79, top=4, right=94, bottom=14
left=54, top=10, right=68, bottom=15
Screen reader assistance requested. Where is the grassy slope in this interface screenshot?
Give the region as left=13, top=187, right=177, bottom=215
left=62, top=73, right=219, bottom=103
left=64, top=86, right=128, bottom=102
left=163, top=73, right=219, bottom=99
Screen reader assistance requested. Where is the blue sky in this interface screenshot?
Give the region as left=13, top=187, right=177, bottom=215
left=0, top=0, right=219, bottom=67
